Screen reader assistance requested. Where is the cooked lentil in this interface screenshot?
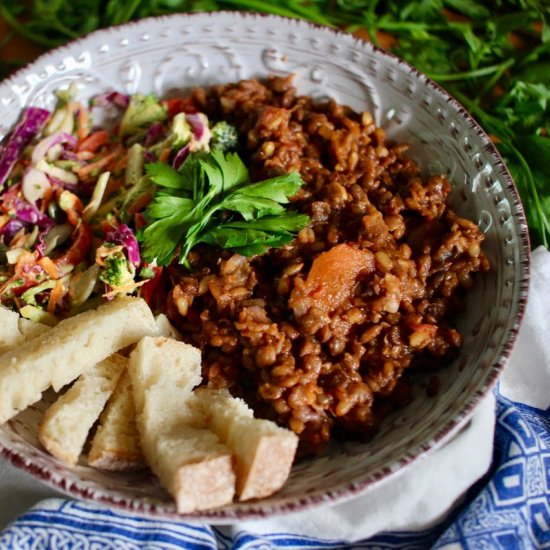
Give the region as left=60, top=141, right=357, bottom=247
left=166, top=76, right=490, bottom=455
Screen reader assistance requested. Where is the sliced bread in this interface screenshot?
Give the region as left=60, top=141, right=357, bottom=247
left=18, top=318, right=50, bottom=339
left=86, top=317, right=185, bottom=472
left=0, top=296, right=156, bottom=424
left=0, top=306, right=25, bottom=354
left=38, top=354, right=127, bottom=465
left=128, top=336, right=235, bottom=513
left=87, top=370, right=145, bottom=471
left=154, top=313, right=181, bottom=340
left=196, top=388, right=298, bottom=501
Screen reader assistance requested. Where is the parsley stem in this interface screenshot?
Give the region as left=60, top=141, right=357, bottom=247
left=0, top=5, right=62, bottom=47
left=475, top=59, right=516, bottom=102
left=506, top=142, right=549, bottom=248
left=220, top=0, right=333, bottom=26
left=108, top=0, right=143, bottom=25
left=428, top=62, right=515, bottom=82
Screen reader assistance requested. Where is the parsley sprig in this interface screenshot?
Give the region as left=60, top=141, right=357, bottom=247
left=139, top=150, right=310, bottom=267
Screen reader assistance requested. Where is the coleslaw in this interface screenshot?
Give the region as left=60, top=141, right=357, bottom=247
left=0, top=85, right=235, bottom=323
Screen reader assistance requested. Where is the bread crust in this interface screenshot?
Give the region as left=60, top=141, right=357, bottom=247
left=195, top=388, right=298, bottom=501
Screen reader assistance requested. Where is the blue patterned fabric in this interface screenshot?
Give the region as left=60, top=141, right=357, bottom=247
left=1, top=383, right=548, bottom=550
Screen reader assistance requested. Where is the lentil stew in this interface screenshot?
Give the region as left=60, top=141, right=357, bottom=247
left=165, top=76, right=490, bottom=456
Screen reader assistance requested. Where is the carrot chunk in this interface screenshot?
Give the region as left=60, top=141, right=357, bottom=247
left=289, top=243, right=374, bottom=317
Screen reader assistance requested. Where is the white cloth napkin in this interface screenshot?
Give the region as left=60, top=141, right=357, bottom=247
left=4, top=248, right=550, bottom=547
left=218, top=392, right=495, bottom=542
left=500, top=246, right=550, bottom=410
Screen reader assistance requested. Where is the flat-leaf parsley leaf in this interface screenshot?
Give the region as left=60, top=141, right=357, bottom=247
left=138, top=149, right=310, bottom=267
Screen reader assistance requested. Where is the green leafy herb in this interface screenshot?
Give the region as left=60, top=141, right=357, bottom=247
left=139, top=149, right=310, bottom=267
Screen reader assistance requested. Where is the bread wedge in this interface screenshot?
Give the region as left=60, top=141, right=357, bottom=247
left=0, top=306, right=24, bottom=354
left=38, top=354, right=127, bottom=466
left=87, top=313, right=181, bottom=472
left=154, top=313, right=181, bottom=340
left=196, top=388, right=298, bottom=501
left=0, top=296, right=156, bottom=424
left=129, top=336, right=235, bottom=513
left=0, top=307, right=50, bottom=354
left=18, top=318, right=50, bottom=339
left=87, top=370, right=145, bottom=471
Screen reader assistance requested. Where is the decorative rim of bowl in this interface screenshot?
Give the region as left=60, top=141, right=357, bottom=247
left=0, top=11, right=531, bottom=521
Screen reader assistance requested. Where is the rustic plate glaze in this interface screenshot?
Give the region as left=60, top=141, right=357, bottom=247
left=0, top=12, right=530, bottom=521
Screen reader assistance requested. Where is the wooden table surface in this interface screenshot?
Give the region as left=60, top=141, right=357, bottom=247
left=0, top=18, right=45, bottom=72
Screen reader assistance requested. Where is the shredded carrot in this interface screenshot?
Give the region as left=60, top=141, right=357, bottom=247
left=159, top=148, right=171, bottom=163
left=41, top=185, right=55, bottom=212
left=58, top=190, right=84, bottom=226
left=105, top=176, right=124, bottom=197
left=76, top=152, right=118, bottom=180
left=99, top=218, right=116, bottom=234
left=113, top=153, right=128, bottom=173
left=102, top=279, right=148, bottom=299
left=78, top=130, right=109, bottom=153
left=38, top=256, right=60, bottom=280
left=48, top=279, right=65, bottom=314
left=134, top=212, right=146, bottom=229
left=127, top=192, right=153, bottom=215
left=76, top=151, right=96, bottom=161
left=14, top=250, right=38, bottom=276
left=10, top=229, right=28, bottom=249
left=77, top=106, right=90, bottom=142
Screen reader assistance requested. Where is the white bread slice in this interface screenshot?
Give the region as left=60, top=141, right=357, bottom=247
left=87, top=314, right=181, bottom=473
left=0, top=307, right=50, bottom=354
left=129, top=336, right=235, bottom=513
left=38, top=354, right=127, bottom=465
left=154, top=313, right=181, bottom=339
left=18, top=318, right=50, bottom=339
left=0, top=296, right=156, bottom=424
left=87, top=370, right=145, bottom=471
left=196, top=388, right=298, bottom=501
left=0, top=306, right=24, bottom=354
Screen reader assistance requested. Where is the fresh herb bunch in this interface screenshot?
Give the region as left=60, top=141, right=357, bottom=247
left=139, top=149, right=310, bottom=267
left=1, top=0, right=550, bottom=246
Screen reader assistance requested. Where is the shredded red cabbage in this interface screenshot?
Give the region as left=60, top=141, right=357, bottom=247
left=144, top=122, right=166, bottom=147
left=91, top=91, right=130, bottom=109
left=13, top=198, right=54, bottom=228
left=0, top=219, right=26, bottom=242
left=0, top=107, right=51, bottom=189
left=185, top=113, right=205, bottom=140
left=48, top=176, right=80, bottom=194
left=104, top=223, right=141, bottom=266
left=59, top=150, right=82, bottom=163
left=31, top=132, right=77, bottom=164
left=144, top=150, right=156, bottom=163
left=172, top=143, right=190, bottom=170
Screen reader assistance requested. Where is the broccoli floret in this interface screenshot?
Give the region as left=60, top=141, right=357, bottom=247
left=98, top=246, right=135, bottom=288
left=119, top=94, right=167, bottom=138
left=147, top=112, right=193, bottom=157
left=210, top=121, right=239, bottom=152
left=21, top=279, right=57, bottom=307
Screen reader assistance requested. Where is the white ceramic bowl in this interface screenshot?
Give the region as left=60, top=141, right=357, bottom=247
left=0, top=12, right=530, bottom=521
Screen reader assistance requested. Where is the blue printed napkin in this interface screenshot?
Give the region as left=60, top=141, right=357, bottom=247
left=1, top=248, right=549, bottom=549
